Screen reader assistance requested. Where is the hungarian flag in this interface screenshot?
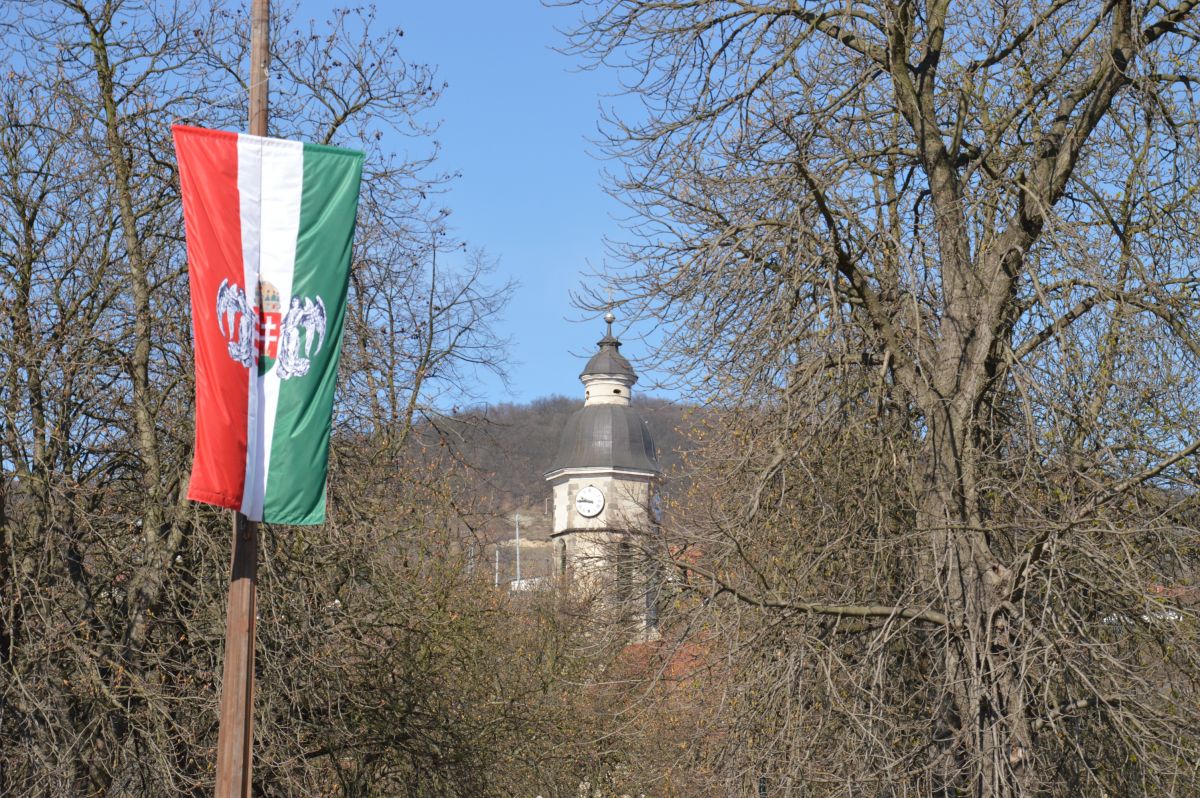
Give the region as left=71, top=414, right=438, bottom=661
left=173, top=125, right=363, bottom=525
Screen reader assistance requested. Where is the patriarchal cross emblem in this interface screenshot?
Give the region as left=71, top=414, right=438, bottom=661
left=216, top=278, right=326, bottom=379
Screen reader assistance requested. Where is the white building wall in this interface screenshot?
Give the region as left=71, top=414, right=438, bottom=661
left=550, top=472, right=653, bottom=532
left=549, top=471, right=655, bottom=580
left=581, top=374, right=634, bottom=406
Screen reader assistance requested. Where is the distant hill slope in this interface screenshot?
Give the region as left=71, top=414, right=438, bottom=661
left=405, top=395, right=698, bottom=584
left=428, top=394, right=694, bottom=522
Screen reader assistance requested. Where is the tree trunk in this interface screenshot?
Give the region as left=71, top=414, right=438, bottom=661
left=83, top=12, right=187, bottom=659
left=921, top=400, right=1032, bottom=797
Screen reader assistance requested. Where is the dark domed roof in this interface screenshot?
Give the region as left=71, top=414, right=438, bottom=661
left=547, top=404, right=659, bottom=475
left=581, top=339, right=635, bottom=379
left=581, top=315, right=636, bottom=381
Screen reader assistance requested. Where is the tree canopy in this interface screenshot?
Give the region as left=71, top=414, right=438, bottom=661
left=560, top=0, right=1200, bottom=795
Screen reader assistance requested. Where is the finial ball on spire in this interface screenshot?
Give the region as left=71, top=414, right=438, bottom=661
left=603, top=310, right=617, bottom=338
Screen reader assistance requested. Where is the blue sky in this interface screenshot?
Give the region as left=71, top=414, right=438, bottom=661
left=302, top=1, right=652, bottom=405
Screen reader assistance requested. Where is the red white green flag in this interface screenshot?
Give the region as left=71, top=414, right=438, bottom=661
left=173, top=125, right=363, bottom=525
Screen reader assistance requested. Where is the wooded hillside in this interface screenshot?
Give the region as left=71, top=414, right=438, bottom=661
left=430, top=395, right=693, bottom=523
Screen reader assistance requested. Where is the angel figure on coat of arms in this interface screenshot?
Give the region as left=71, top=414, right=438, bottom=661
left=275, top=295, right=327, bottom=379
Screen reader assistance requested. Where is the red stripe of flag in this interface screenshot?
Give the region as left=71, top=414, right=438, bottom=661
left=175, top=126, right=250, bottom=511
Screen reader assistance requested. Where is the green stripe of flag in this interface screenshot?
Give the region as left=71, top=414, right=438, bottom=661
left=262, top=143, right=364, bottom=524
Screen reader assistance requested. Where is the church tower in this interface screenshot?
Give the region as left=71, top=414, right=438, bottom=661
left=545, top=313, right=660, bottom=610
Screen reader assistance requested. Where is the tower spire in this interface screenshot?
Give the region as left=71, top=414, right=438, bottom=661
left=580, top=312, right=636, bottom=406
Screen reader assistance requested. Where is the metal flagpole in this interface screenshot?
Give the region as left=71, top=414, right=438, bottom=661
left=215, top=2, right=268, bottom=796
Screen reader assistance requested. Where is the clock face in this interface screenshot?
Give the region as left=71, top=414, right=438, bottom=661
left=575, top=485, right=605, bottom=518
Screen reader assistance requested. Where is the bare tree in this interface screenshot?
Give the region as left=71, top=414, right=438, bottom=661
left=561, top=0, right=1200, bottom=795
left=0, top=3, right=543, bottom=795
left=341, top=235, right=514, bottom=454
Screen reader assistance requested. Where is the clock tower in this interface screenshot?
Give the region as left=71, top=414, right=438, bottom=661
left=545, top=313, right=660, bottom=612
